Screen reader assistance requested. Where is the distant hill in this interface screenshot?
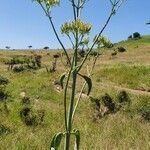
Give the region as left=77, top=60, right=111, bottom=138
left=117, top=35, right=150, bottom=47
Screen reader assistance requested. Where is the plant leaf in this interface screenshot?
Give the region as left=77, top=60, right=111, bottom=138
left=59, top=73, right=66, bottom=89
left=73, top=129, right=80, bottom=150
left=50, top=132, right=64, bottom=150
left=78, top=73, right=92, bottom=95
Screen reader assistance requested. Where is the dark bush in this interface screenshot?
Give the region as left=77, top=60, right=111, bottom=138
left=0, top=76, right=9, bottom=85
left=90, top=97, right=101, bottom=111
left=20, top=107, right=31, bottom=118
left=0, top=89, right=8, bottom=101
left=13, top=66, right=25, bottom=72
left=28, top=46, right=32, bottom=49
left=128, top=35, right=132, bottom=39
left=133, top=32, right=141, bottom=39
left=141, top=111, right=150, bottom=121
left=138, top=104, right=150, bottom=122
left=101, top=93, right=116, bottom=113
left=21, top=96, right=30, bottom=104
left=111, top=50, right=117, bottom=56
left=20, top=107, right=37, bottom=126
left=117, top=90, right=129, bottom=103
left=0, top=124, right=11, bottom=135
left=90, top=96, right=102, bottom=121
left=43, top=46, right=49, bottom=50
left=0, top=76, right=10, bottom=113
left=78, top=50, right=85, bottom=58
left=89, top=51, right=99, bottom=57
left=53, top=54, right=60, bottom=59
left=20, top=107, right=45, bottom=126
left=117, top=47, right=126, bottom=52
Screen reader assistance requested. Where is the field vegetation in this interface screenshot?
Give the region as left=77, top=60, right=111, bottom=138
left=0, top=35, right=150, bottom=149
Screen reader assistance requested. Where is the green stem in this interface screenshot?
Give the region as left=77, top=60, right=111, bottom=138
left=39, top=3, right=71, bottom=66
left=64, top=57, right=75, bottom=130
left=72, top=54, right=99, bottom=123
left=65, top=19, right=79, bottom=149
left=64, top=70, right=77, bottom=150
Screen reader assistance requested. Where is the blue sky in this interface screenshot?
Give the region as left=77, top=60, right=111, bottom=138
left=0, top=0, right=150, bottom=49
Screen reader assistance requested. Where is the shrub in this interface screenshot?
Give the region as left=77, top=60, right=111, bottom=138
left=133, top=32, right=141, bottom=39
left=89, top=51, right=99, bottom=57
left=117, top=90, right=129, bottom=103
left=13, top=66, right=25, bottom=72
left=0, top=89, right=9, bottom=101
left=141, top=110, right=150, bottom=121
left=101, top=93, right=116, bottom=113
left=90, top=96, right=102, bottom=121
left=90, top=97, right=101, bottom=111
left=21, top=96, right=30, bottom=105
left=20, top=107, right=37, bottom=126
left=138, top=104, right=150, bottom=122
left=0, top=124, right=11, bottom=135
left=117, top=46, right=126, bottom=52
left=78, top=50, right=85, bottom=58
left=111, top=50, right=117, bottom=56
left=0, top=76, right=10, bottom=113
left=128, top=35, right=132, bottom=39
left=43, top=46, right=49, bottom=50
left=53, top=54, right=60, bottom=59
left=0, top=76, right=9, bottom=85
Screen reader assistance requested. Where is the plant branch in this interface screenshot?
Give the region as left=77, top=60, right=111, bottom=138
left=66, top=34, right=75, bottom=48
left=39, top=2, right=71, bottom=66
left=77, top=4, right=116, bottom=72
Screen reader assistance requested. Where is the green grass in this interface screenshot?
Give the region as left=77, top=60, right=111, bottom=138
left=0, top=35, right=150, bottom=149
left=95, top=64, right=150, bottom=89
left=118, top=35, right=150, bottom=47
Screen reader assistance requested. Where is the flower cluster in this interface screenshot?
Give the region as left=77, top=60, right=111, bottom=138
left=93, top=35, right=113, bottom=48
left=34, top=0, right=60, bottom=7
left=61, top=19, right=92, bottom=35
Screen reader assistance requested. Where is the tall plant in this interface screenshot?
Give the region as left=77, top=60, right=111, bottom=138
left=32, top=0, right=125, bottom=149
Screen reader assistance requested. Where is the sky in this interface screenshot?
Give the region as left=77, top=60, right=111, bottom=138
left=0, top=0, right=150, bottom=49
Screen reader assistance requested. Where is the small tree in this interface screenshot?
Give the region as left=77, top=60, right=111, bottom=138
left=128, top=35, right=132, bottom=40
left=43, top=46, right=49, bottom=49
left=32, top=0, right=126, bottom=149
left=28, top=45, right=32, bottom=49
left=133, top=32, right=141, bottom=39
left=5, top=46, right=10, bottom=49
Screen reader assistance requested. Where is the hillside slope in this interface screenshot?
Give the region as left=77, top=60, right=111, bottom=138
left=0, top=35, right=150, bottom=150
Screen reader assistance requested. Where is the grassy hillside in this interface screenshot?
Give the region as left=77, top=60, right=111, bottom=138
left=0, top=36, right=150, bottom=149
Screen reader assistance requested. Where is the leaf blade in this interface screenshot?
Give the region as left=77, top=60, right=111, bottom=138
left=78, top=73, right=92, bottom=95
left=50, top=132, right=64, bottom=150
left=73, top=129, right=80, bottom=150
left=59, top=73, right=66, bottom=89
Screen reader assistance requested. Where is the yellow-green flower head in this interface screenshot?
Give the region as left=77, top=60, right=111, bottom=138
left=93, top=35, right=113, bottom=48
left=61, top=19, right=92, bottom=35
left=34, top=0, right=60, bottom=7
